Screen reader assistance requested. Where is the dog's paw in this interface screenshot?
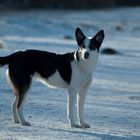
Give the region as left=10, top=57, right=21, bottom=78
left=13, top=120, right=20, bottom=124
left=21, top=121, right=31, bottom=126
left=80, top=123, right=90, bottom=128
left=70, top=123, right=90, bottom=128
left=70, top=123, right=81, bottom=128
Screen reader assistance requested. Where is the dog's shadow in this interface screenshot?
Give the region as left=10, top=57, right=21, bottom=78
left=49, top=127, right=136, bottom=140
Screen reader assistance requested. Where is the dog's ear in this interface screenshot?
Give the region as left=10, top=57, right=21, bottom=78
left=90, top=30, right=105, bottom=50
left=95, top=30, right=105, bottom=44
left=75, top=27, right=86, bottom=46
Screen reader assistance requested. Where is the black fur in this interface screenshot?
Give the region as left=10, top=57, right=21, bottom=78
left=0, top=50, right=75, bottom=85
left=90, top=30, right=104, bottom=52
left=75, top=28, right=86, bottom=47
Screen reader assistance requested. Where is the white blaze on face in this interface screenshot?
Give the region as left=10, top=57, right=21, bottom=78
left=80, top=38, right=90, bottom=60
left=84, top=38, right=90, bottom=50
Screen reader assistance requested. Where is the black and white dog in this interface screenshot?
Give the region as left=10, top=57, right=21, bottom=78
left=0, top=27, right=104, bottom=128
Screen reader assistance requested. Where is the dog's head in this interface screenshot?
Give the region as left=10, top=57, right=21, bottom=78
left=75, top=27, right=105, bottom=60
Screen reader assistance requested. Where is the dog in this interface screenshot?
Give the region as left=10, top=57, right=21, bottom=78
left=0, top=27, right=104, bottom=128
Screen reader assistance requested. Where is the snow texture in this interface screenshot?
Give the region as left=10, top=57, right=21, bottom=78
left=0, top=7, right=140, bottom=140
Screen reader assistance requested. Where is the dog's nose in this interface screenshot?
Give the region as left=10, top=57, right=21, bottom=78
left=84, top=52, right=89, bottom=59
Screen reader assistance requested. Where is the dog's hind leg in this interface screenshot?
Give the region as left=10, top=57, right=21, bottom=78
left=16, top=87, right=31, bottom=126
left=7, top=68, right=32, bottom=126
left=6, top=70, right=20, bottom=124
left=12, top=96, right=20, bottom=124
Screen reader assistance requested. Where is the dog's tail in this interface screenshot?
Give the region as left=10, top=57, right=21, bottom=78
left=0, top=55, right=11, bottom=67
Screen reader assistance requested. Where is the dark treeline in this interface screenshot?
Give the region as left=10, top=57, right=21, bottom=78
left=0, top=0, right=140, bottom=10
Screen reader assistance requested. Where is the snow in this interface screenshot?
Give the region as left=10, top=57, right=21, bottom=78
left=0, top=7, right=140, bottom=140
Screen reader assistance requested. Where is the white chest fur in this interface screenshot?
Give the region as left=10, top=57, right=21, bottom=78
left=78, top=51, right=99, bottom=74
left=70, top=52, right=99, bottom=89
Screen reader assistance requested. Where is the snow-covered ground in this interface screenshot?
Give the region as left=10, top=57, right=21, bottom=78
left=0, top=7, right=140, bottom=140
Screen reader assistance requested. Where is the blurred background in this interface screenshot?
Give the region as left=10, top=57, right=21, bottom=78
left=0, top=0, right=140, bottom=9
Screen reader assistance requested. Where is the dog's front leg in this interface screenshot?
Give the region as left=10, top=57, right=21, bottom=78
left=77, top=80, right=92, bottom=128
left=67, top=88, right=79, bottom=128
